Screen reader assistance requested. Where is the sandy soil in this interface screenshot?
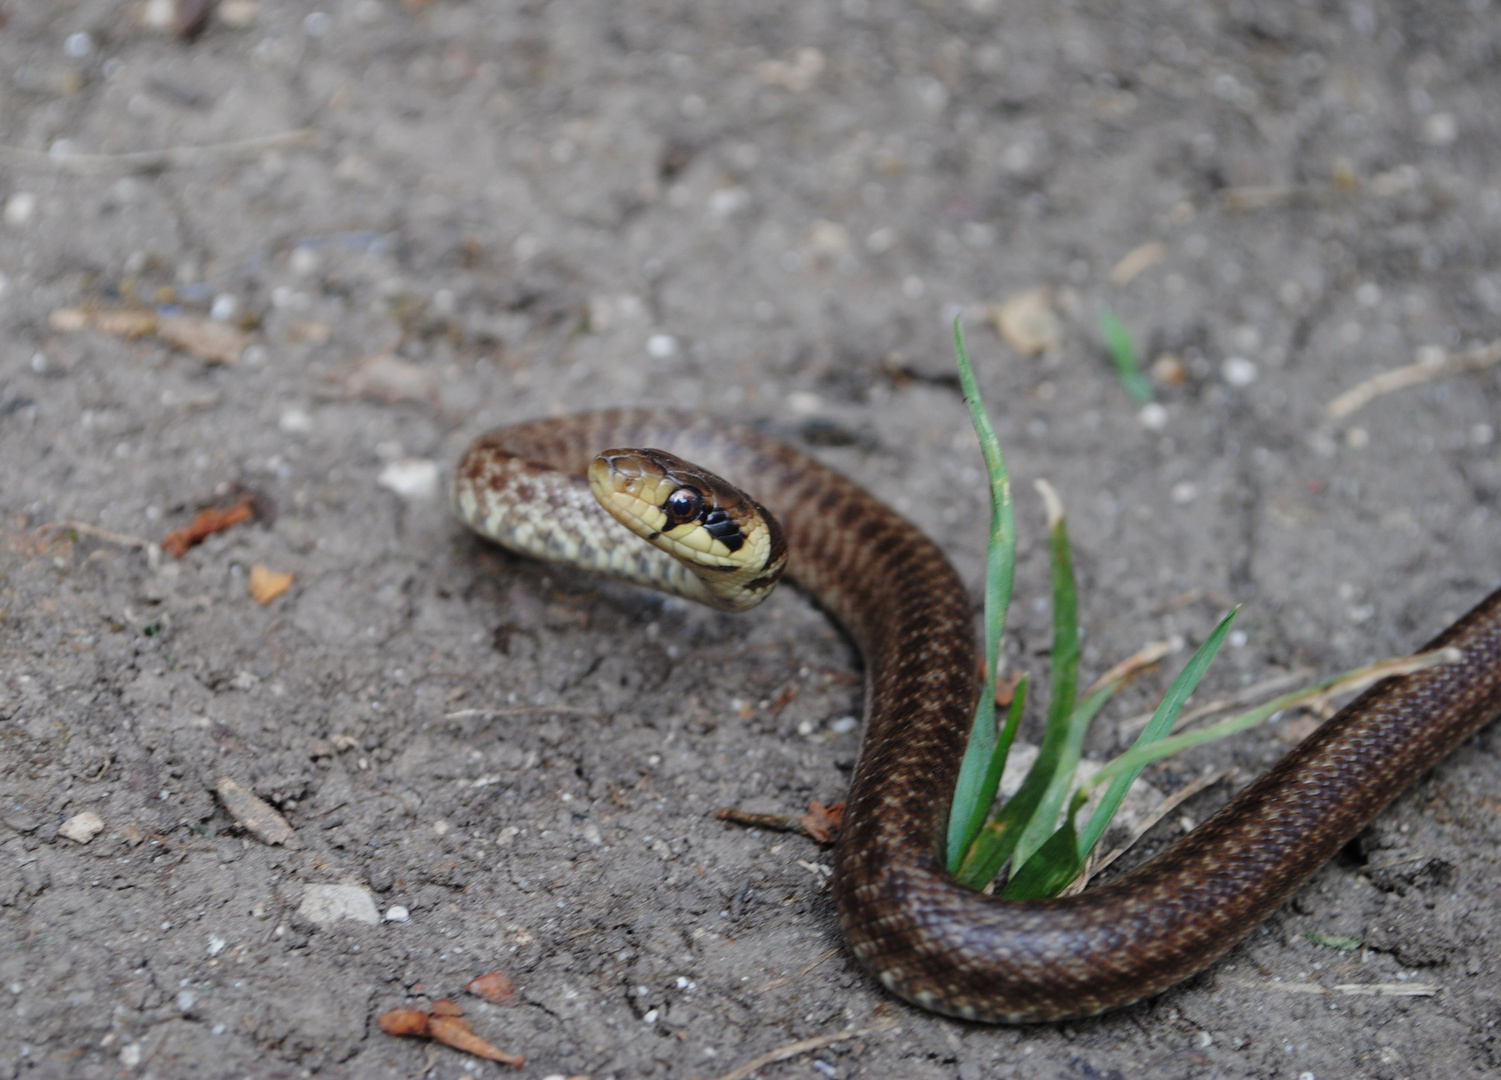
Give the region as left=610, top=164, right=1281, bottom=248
left=1, top=2, right=1499, bottom=1078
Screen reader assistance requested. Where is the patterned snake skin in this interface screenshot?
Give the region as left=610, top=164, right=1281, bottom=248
left=453, top=409, right=1501, bottom=1023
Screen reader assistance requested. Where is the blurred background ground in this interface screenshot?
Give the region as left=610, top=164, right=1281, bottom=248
left=1, top=1, right=1499, bottom=1078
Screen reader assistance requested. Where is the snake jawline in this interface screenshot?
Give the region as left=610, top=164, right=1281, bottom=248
left=454, top=409, right=1501, bottom=1023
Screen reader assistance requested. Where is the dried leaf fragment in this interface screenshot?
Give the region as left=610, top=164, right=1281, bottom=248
left=378, top=1001, right=524, bottom=1067
left=466, top=971, right=517, bottom=1004
left=341, top=353, right=436, bottom=405
left=800, top=800, right=844, bottom=844
left=1109, top=241, right=1166, bottom=286
left=248, top=564, right=294, bottom=604
left=216, top=777, right=298, bottom=847
left=377, top=1009, right=430, bottom=1037
left=989, top=286, right=1062, bottom=357
left=161, top=498, right=256, bottom=557
left=158, top=313, right=250, bottom=364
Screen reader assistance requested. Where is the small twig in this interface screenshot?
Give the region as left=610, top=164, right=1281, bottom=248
left=83, top=754, right=112, bottom=782
left=37, top=519, right=155, bottom=551
left=443, top=706, right=601, bottom=720
left=707, top=1019, right=899, bottom=1080
left=0, top=129, right=316, bottom=175
left=1226, top=977, right=1439, bottom=998
left=715, top=807, right=804, bottom=834
left=1325, top=340, right=1501, bottom=420
left=1078, top=767, right=1233, bottom=886
left=1083, top=639, right=1177, bottom=697
left=1150, top=587, right=1237, bottom=615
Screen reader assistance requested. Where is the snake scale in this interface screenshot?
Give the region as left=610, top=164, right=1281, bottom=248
left=453, top=408, right=1501, bottom=1023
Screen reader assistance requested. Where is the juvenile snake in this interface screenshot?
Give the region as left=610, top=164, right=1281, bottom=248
left=453, top=409, right=1501, bottom=1023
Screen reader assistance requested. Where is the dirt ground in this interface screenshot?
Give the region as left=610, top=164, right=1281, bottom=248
left=1, top=1, right=1499, bottom=1078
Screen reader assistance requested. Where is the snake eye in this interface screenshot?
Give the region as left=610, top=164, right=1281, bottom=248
left=664, top=486, right=704, bottom=527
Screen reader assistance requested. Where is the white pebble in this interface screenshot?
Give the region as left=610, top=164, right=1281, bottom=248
left=278, top=408, right=313, bottom=433
left=59, top=811, right=104, bottom=844
left=1222, top=356, right=1258, bottom=387
left=297, top=884, right=380, bottom=926
left=211, top=294, right=239, bottom=321
left=647, top=333, right=678, bottom=359
left=1138, top=402, right=1169, bottom=430
left=1170, top=481, right=1199, bottom=505
left=5, top=192, right=37, bottom=227
left=377, top=458, right=440, bottom=499
left=830, top=716, right=858, bottom=734
left=207, top=935, right=227, bottom=956
left=119, top=1044, right=142, bottom=1068
left=384, top=905, right=411, bottom=923
left=64, top=32, right=94, bottom=58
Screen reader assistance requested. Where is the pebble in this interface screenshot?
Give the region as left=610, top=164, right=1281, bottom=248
left=4, top=192, right=37, bottom=227
left=1138, top=402, right=1169, bottom=431
left=58, top=811, right=104, bottom=844
left=1222, top=356, right=1258, bottom=387
left=383, top=905, right=411, bottom=923
left=377, top=458, right=440, bottom=500
left=297, top=883, right=380, bottom=926
left=647, top=333, right=678, bottom=359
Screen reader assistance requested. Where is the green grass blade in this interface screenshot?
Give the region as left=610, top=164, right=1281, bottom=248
left=950, top=677, right=1028, bottom=887
left=1101, top=310, right=1153, bottom=403
left=1008, top=678, right=1117, bottom=876
left=1006, top=485, right=1082, bottom=873
left=1077, top=608, right=1238, bottom=856
left=1000, top=789, right=1089, bottom=899
left=1082, top=646, right=1462, bottom=795
left=945, top=317, right=1019, bottom=872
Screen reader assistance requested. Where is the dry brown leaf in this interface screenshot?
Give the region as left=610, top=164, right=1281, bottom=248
left=248, top=564, right=294, bottom=605
left=800, top=800, right=844, bottom=844
left=1109, top=241, right=1166, bottom=285
left=216, top=777, right=298, bottom=847
left=427, top=1015, right=525, bottom=1066
left=48, top=307, right=92, bottom=332
left=342, top=353, right=437, bottom=404
left=377, top=1009, right=430, bottom=1037
left=466, top=971, right=517, bottom=1004
left=161, top=498, right=256, bottom=557
left=989, top=286, right=1061, bottom=357
left=994, top=670, right=1024, bottom=708
left=379, top=1001, right=524, bottom=1067
left=158, top=313, right=250, bottom=364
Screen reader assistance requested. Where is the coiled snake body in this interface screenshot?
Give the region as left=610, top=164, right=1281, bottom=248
left=453, top=409, right=1501, bottom=1023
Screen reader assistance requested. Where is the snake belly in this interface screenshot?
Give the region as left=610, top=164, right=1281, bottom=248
left=453, top=409, right=1501, bottom=1023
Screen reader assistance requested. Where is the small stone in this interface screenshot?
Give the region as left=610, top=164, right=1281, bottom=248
left=278, top=408, right=313, bottom=433
left=1222, top=356, right=1258, bottom=387
left=377, top=458, right=441, bottom=500
left=59, top=811, right=104, bottom=844
left=1138, top=402, right=1169, bottom=431
left=1170, top=481, right=1199, bottom=504
left=384, top=905, right=410, bottom=923
left=646, top=334, right=678, bottom=359
left=4, top=193, right=38, bottom=227
left=298, top=883, right=380, bottom=926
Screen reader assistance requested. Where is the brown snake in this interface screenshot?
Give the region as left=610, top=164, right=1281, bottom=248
left=453, top=408, right=1501, bottom=1023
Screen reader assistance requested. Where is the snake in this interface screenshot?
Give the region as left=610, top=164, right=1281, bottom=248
left=451, top=408, right=1501, bottom=1023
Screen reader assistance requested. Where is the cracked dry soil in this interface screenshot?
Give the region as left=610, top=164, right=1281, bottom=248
left=1, top=1, right=1500, bottom=1078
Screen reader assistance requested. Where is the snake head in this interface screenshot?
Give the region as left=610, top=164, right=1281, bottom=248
left=588, top=448, right=787, bottom=611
